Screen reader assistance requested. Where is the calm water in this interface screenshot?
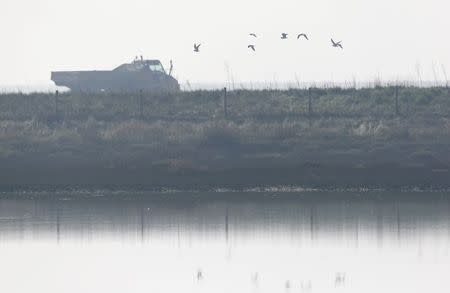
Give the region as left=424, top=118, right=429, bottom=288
left=0, top=191, right=449, bottom=293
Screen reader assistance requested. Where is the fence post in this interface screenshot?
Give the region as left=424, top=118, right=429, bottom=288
left=395, top=85, right=399, bottom=116
left=223, top=87, right=228, bottom=119
left=55, top=90, right=59, bottom=118
left=308, top=87, right=312, bottom=127
left=139, top=89, right=143, bottom=118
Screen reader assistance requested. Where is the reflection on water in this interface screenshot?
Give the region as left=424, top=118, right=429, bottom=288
left=0, top=191, right=449, bottom=293
left=1, top=192, right=449, bottom=245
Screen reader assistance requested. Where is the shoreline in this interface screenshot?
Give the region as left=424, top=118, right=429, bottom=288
left=1, top=164, right=449, bottom=192
left=1, top=87, right=450, bottom=193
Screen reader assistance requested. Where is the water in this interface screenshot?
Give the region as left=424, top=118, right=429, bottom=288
left=0, top=191, right=449, bottom=293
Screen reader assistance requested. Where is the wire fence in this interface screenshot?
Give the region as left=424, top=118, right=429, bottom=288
left=0, top=86, right=449, bottom=123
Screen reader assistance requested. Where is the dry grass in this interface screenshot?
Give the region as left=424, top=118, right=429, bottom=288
left=1, top=87, right=450, bottom=169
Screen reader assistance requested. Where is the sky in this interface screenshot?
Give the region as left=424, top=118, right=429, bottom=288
left=1, top=0, right=450, bottom=87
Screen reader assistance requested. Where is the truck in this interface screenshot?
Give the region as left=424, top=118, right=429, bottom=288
left=51, top=58, right=180, bottom=93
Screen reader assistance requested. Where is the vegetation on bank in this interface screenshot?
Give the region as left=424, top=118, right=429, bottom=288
left=0, top=87, right=449, bottom=185
left=0, top=86, right=449, bottom=121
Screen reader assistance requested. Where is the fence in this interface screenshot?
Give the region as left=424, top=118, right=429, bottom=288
left=0, top=86, right=449, bottom=123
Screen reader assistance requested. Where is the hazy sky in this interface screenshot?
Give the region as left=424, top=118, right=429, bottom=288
left=1, top=0, right=449, bottom=86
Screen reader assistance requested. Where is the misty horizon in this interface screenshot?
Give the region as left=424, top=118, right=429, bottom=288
left=2, top=0, right=450, bottom=85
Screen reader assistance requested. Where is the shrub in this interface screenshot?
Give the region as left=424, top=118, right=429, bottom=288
left=199, top=121, right=241, bottom=148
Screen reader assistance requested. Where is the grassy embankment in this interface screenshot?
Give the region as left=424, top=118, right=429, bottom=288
left=0, top=87, right=449, bottom=189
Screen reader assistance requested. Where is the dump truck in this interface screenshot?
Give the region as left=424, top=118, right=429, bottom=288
left=51, top=58, right=180, bottom=93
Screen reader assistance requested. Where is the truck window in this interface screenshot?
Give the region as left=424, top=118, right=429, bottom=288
left=149, top=64, right=164, bottom=73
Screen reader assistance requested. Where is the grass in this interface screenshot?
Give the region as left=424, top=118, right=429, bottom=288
left=0, top=86, right=449, bottom=188
left=1, top=86, right=449, bottom=122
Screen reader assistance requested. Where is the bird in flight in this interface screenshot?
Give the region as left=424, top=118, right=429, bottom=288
left=193, top=43, right=201, bottom=52
left=297, top=33, right=309, bottom=40
left=197, top=270, right=203, bottom=281
left=248, top=45, right=256, bottom=52
left=281, top=33, right=288, bottom=39
left=249, top=33, right=257, bottom=38
left=331, top=38, right=343, bottom=49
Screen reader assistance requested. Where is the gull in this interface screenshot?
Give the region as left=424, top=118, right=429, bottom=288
left=249, top=33, right=257, bottom=37
left=248, top=45, right=256, bottom=52
left=297, top=33, right=309, bottom=40
left=194, top=43, right=201, bottom=52
left=281, top=33, right=288, bottom=39
left=197, top=269, right=203, bottom=281
left=331, top=38, right=343, bottom=49
left=335, top=272, right=346, bottom=287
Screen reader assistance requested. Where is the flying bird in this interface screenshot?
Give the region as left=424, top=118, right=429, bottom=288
left=331, top=38, right=343, bottom=49
left=197, top=269, right=203, bottom=281
left=248, top=45, right=256, bottom=52
left=193, top=43, right=201, bottom=52
left=335, top=272, right=346, bottom=287
left=281, top=33, right=288, bottom=39
left=297, top=33, right=309, bottom=40
left=249, top=33, right=257, bottom=38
